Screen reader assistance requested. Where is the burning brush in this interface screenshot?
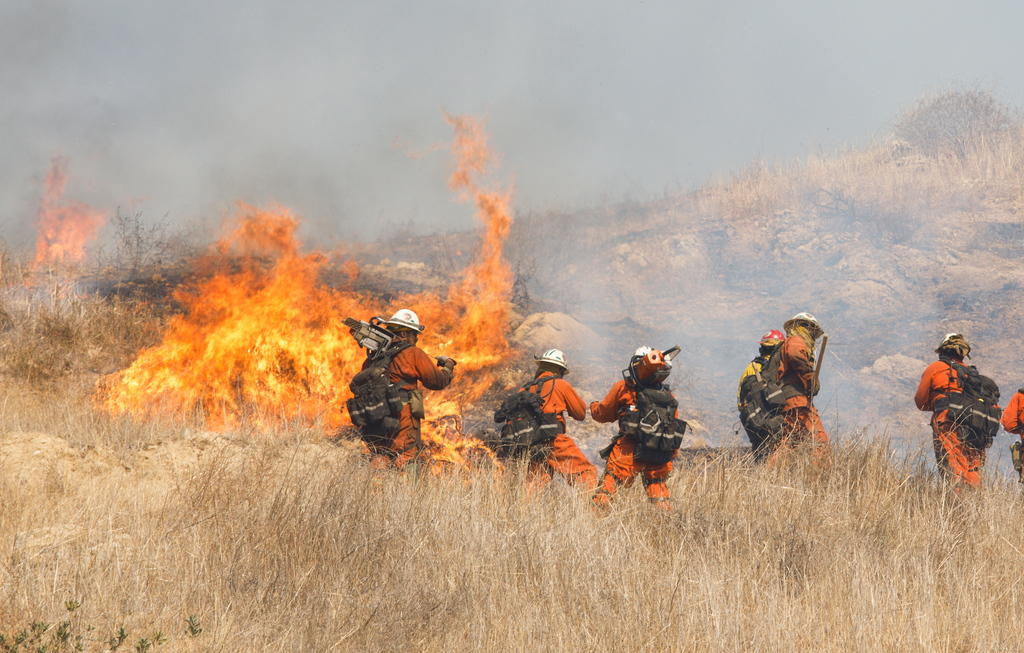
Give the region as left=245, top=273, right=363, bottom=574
left=99, top=116, right=515, bottom=471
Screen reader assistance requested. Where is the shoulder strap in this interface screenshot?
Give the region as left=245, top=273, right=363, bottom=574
left=523, top=375, right=557, bottom=402
left=371, top=340, right=412, bottom=366
left=752, top=355, right=768, bottom=382
left=761, top=347, right=784, bottom=381
left=940, top=356, right=971, bottom=384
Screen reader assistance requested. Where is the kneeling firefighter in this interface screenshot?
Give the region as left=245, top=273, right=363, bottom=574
left=591, top=346, right=687, bottom=510
left=492, top=349, right=597, bottom=490
left=346, top=309, right=455, bottom=468
left=737, top=329, right=786, bottom=461
left=915, top=333, right=1001, bottom=488
left=768, top=312, right=830, bottom=464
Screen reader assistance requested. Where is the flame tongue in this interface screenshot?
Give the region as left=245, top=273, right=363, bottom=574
left=102, top=116, right=514, bottom=469
left=33, top=157, right=107, bottom=268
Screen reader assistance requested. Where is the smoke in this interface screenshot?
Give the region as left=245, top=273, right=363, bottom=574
left=3, top=1, right=1024, bottom=249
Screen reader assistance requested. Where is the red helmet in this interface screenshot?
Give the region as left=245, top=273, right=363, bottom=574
left=760, top=329, right=785, bottom=346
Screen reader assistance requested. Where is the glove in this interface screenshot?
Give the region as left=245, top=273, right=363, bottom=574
left=436, top=356, right=457, bottom=371
left=809, top=376, right=821, bottom=397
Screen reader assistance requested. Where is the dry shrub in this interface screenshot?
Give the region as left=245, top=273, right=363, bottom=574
left=895, top=90, right=1020, bottom=161
left=2, top=408, right=1024, bottom=652
left=696, top=100, right=1024, bottom=232
left=0, top=289, right=163, bottom=385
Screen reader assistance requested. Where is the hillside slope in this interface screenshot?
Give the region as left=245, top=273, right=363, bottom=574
left=489, top=94, right=1024, bottom=455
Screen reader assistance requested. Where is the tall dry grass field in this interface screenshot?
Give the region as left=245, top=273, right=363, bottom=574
left=3, top=384, right=1024, bottom=652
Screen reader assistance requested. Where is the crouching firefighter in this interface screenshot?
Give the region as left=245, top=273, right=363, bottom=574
left=345, top=309, right=455, bottom=469
left=591, top=346, right=687, bottom=511
left=766, top=312, right=830, bottom=465
left=492, top=349, right=597, bottom=491
left=915, top=333, right=1001, bottom=488
left=737, top=329, right=786, bottom=462
left=1001, top=389, right=1024, bottom=483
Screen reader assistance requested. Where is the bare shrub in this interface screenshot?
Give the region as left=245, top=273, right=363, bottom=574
left=895, top=90, right=1020, bottom=160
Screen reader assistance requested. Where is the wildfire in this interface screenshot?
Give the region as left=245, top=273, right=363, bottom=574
left=33, top=157, right=107, bottom=267
left=101, top=116, right=515, bottom=468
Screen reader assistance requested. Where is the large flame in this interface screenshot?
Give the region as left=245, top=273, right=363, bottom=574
left=33, top=157, right=107, bottom=267
left=101, top=116, right=514, bottom=467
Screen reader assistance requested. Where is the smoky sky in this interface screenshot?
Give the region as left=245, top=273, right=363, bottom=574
left=2, top=0, right=1023, bottom=247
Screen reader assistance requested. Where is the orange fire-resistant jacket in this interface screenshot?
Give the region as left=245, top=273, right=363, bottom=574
left=778, top=335, right=816, bottom=410
left=533, top=372, right=586, bottom=428
left=914, top=359, right=962, bottom=412
left=589, top=379, right=679, bottom=424
left=387, top=346, right=452, bottom=391
left=1001, top=389, right=1024, bottom=435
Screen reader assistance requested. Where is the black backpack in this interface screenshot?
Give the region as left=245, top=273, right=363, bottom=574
left=618, top=385, right=688, bottom=465
left=346, top=342, right=412, bottom=440
left=935, top=356, right=1002, bottom=448
left=737, top=355, right=785, bottom=451
left=492, top=377, right=563, bottom=458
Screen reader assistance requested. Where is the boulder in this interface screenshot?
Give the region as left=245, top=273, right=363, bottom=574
left=861, top=354, right=927, bottom=384
left=511, top=312, right=603, bottom=354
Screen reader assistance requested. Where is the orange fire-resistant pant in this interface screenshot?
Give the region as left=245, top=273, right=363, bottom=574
left=526, top=433, right=598, bottom=491
left=765, top=405, right=830, bottom=466
left=932, top=409, right=986, bottom=488
left=592, top=437, right=672, bottom=510
left=366, top=404, right=422, bottom=470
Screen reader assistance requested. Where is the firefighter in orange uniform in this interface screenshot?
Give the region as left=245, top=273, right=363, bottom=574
left=591, top=347, right=686, bottom=510
left=916, top=333, right=1000, bottom=488
left=1001, top=389, right=1024, bottom=481
left=1002, top=390, right=1024, bottom=435
left=769, top=312, right=829, bottom=464
left=359, top=309, right=454, bottom=468
left=523, top=349, right=597, bottom=490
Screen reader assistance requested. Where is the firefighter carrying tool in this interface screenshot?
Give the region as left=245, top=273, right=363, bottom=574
left=346, top=309, right=455, bottom=469
left=591, top=346, right=687, bottom=511
left=915, top=333, right=1001, bottom=488
left=737, top=329, right=785, bottom=462
left=493, top=349, right=597, bottom=491
left=765, top=312, right=830, bottom=465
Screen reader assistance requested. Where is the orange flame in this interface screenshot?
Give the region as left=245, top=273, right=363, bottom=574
left=101, top=116, right=514, bottom=468
left=33, top=157, right=107, bottom=267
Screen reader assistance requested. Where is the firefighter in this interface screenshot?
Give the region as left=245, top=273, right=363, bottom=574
left=521, top=349, right=597, bottom=490
left=1001, top=389, right=1024, bottom=482
left=358, top=308, right=455, bottom=469
left=591, top=347, right=687, bottom=511
left=916, top=333, right=1001, bottom=488
left=767, top=312, right=829, bottom=465
left=737, top=329, right=785, bottom=461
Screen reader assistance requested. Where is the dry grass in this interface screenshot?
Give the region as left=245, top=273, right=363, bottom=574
left=3, top=381, right=1024, bottom=652
left=0, top=283, right=164, bottom=386
left=692, top=94, right=1024, bottom=226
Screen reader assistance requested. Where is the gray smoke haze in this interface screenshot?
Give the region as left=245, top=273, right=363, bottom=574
left=3, top=1, right=1024, bottom=248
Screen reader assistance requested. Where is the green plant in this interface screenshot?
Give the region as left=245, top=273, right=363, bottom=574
left=184, top=616, right=202, bottom=638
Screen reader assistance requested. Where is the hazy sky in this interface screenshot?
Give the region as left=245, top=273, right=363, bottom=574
left=2, top=0, right=1023, bottom=246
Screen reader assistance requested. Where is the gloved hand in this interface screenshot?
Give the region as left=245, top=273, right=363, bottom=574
left=809, top=376, right=821, bottom=397
left=436, top=356, right=457, bottom=371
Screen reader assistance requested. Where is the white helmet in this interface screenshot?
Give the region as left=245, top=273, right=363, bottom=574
left=384, top=308, right=425, bottom=333
left=535, top=348, right=568, bottom=371
left=940, top=332, right=964, bottom=346
left=784, top=312, right=821, bottom=332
